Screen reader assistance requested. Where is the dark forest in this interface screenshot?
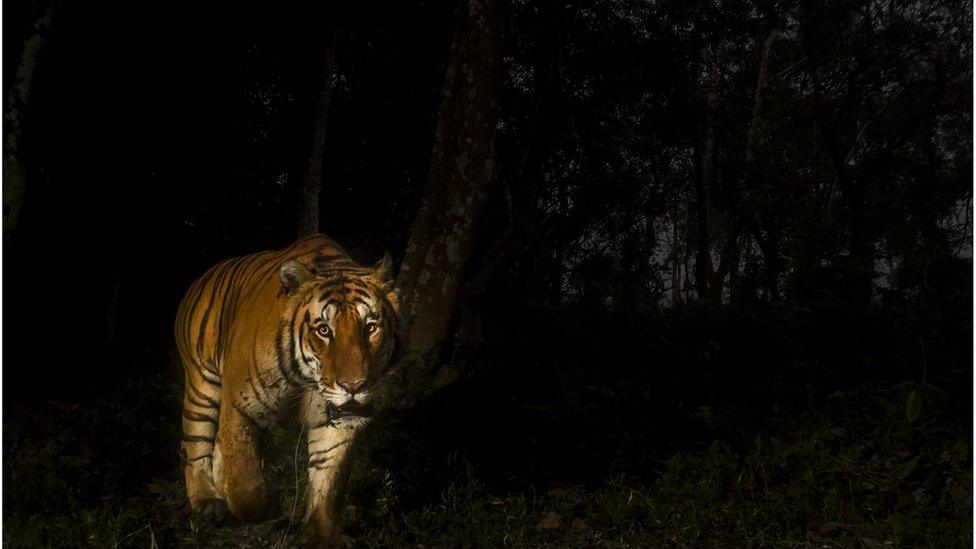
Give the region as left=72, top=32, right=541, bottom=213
left=3, top=0, right=973, bottom=546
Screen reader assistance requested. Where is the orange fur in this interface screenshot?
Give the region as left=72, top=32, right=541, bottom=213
left=175, top=234, right=398, bottom=543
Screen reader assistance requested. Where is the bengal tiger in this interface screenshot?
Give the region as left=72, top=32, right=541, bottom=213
left=175, top=234, right=398, bottom=546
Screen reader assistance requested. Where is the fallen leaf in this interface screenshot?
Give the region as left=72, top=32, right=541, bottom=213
left=536, top=512, right=560, bottom=530
left=818, top=521, right=844, bottom=536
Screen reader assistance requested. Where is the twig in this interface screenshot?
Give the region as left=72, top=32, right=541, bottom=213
left=279, top=419, right=309, bottom=547
left=918, top=337, right=927, bottom=385
left=114, top=523, right=150, bottom=548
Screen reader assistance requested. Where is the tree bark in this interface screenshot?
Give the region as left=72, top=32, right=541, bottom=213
left=4, top=1, right=57, bottom=243
left=297, top=13, right=338, bottom=238
left=391, top=0, right=504, bottom=403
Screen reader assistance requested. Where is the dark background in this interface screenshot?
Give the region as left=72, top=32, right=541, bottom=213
left=4, top=2, right=454, bottom=395
left=3, top=0, right=973, bottom=546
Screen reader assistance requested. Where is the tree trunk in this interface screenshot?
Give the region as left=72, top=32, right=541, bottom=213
left=716, top=29, right=775, bottom=304
left=670, top=205, right=683, bottom=304
left=4, top=2, right=57, bottom=244
left=548, top=182, right=566, bottom=305
left=822, top=125, right=866, bottom=260
left=846, top=179, right=867, bottom=259
left=636, top=213, right=656, bottom=305
left=693, top=142, right=712, bottom=301
left=694, top=64, right=718, bottom=301
left=744, top=30, right=777, bottom=167
left=391, top=0, right=504, bottom=403
left=746, top=222, right=781, bottom=301
left=297, top=13, right=338, bottom=238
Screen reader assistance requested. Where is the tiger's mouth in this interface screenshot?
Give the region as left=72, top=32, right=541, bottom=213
left=326, top=399, right=371, bottom=419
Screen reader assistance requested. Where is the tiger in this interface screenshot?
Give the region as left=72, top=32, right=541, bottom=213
left=174, top=234, right=399, bottom=546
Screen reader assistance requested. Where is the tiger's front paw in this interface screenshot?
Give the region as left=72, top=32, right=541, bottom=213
left=191, top=498, right=230, bottom=526
left=300, top=519, right=354, bottom=548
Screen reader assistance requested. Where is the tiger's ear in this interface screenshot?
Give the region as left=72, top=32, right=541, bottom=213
left=386, top=286, right=401, bottom=314
left=370, top=252, right=399, bottom=313
left=280, top=260, right=314, bottom=296
left=370, top=252, right=394, bottom=284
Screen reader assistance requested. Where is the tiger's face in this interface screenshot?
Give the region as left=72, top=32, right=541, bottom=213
left=280, top=256, right=398, bottom=423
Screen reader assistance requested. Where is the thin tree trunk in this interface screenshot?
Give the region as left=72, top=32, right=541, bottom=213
left=712, top=30, right=775, bottom=303
left=710, top=224, right=744, bottom=301
left=693, top=142, right=712, bottom=301
left=847, top=179, right=867, bottom=259
left=745, top=30, right=777, bottom=167
left=670, top=205, right=683, bottom=303
left=298, top=13, right=338, bottom=237
left=391, top=0, right=504, bottom=403
left=694, top=64, right=718, bottom=301
left=822, top=125, right=865, bottom=259
left=727, top=233, right=740, bottom=302
left=4, top=1, right=57, bottom=243
left=637, top=213, right=656, bottom=305
left=548, top=181, right=566, bottom=305
left=745, top=221, right=781, bottom=301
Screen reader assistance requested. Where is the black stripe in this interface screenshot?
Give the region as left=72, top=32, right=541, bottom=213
left=215, top=256, right=250, bottom=356
left=186, top=380, right=220, bottom=408
left=350, top=296, right=371, bottom=308
left=316, top=280, right=351, bottom=293
left=186, top=393, right=217, bottom=410
left=309, top=439, right=350, bottom=457
left=180, top=272, right=213, bottom=354
left=200, top=372, right=222, bottom=386
left=318, top=290, right=347, bottom=303
left=199, top=360, right=220, bottom=378
left=183, top=409, right=218, bottom=424
left=308, top=457, right=329, bottom=469
left=313, top=253, right=350, bottom=263
left=239, top=252, right=280, bottom=305
left=319, top=276, right=368, bottom=290
left=182, top=435, right=215, bottom=443
left=196, top=259, right=235, bottom=355
left=274, top=325, right=304, bottom=385
left=292, top=301, right=312, bottom=380
left=348, top=287, right=370, bottom=298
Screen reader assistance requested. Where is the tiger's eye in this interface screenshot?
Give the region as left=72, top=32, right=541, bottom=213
left=365, top=323, right=378, bottom=335
left=317, top=325, right=332, bottom=338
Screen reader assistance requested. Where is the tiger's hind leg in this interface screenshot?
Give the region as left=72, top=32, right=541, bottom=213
left=182, top=362, right=229, bottom=525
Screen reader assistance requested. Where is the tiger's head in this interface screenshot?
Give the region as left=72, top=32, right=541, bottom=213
left=278, top=254, right=399, bottom=426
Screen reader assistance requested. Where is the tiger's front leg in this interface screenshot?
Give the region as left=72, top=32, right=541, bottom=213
left=218, top=402, right=276, bottom=522
left=300, top=414, right=361, bottom=548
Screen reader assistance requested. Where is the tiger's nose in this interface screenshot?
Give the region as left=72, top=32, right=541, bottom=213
left=337, top=379, right=366, bottom=394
